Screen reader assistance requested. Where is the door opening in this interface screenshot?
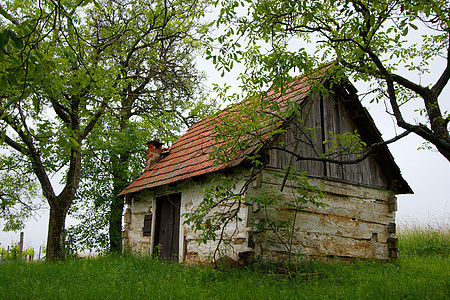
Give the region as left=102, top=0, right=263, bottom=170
left=153, top=193, right=181, bottom=261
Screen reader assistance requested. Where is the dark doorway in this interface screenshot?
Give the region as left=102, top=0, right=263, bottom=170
left=153, top=193, right=181, bottom=261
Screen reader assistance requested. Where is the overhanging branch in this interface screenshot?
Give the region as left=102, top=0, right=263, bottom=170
left=3, top=134, right=28, bottom=154
left=431, top=34, right=450, bottom=96
left=267, top=130, right=411, bottom=165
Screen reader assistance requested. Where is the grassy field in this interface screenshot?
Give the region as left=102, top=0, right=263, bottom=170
left=0, top=223, right=448, bottom=300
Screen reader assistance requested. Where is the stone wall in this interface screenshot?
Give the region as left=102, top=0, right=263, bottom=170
left=123, top=169, right=398, bottom=262
left=246, top=170, right=398, bottom=261
left=123, top=190, right=154, bottom=254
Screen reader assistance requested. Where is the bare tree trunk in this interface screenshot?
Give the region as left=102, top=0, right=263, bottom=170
left=46, top=202, right=69, bottom=261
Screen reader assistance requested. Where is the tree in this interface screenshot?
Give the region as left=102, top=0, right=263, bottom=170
left=0, top=0, right=119, bottom=260
left=0, top=152, right=43, bottom=232
left=66, top=0, right=213, bottom=253
left=208, top=0, right=450, bottom=161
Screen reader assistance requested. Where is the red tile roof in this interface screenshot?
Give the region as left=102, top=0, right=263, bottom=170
left=118, top=73, right=320, bottom=196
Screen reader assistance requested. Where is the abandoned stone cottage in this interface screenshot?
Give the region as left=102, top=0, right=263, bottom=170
left=118, top=69, right=412, bottom=263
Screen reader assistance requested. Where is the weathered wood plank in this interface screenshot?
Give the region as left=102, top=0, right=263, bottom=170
left=388, top=196, right=398, bottom=212
left=260, top=170, right=395, bottom=200
left=246, top=169, right=395, bottom=260
left=250, top=207, right=391, bottom=242
left=267, top=97, right=325, bottom=177
left=319, top=94, right=389, bottom=188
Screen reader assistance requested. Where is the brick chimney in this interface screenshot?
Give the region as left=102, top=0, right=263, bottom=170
left=145, top=140, right=163, bottom=171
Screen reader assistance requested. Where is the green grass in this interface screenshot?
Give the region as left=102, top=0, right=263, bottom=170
left=0, top=223, right=449, bottom=300
left=397, top=220, right=449, bottom=257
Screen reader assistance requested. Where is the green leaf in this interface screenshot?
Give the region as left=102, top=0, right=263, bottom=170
left=7, top=29, right=23, bottom=49
left=432, top=6, right=442, bottom=15
left=0, top=30, right=7, bottom=49
left=36, top=51, right=44, bottom=60
left=0, top=130, right=5, bottom=144
left=69, top=137, right=80, bottom=148
left=0, top=6, right=15, bottom=23
left=6, top=72, right=17, bottom=86
left=369, top=14, right=375, bottom=28
left=92, top=0, right=102, bottom=10
left=32, top=96, right=40, bottom=114
left=402, top=27, right=408, bottom=36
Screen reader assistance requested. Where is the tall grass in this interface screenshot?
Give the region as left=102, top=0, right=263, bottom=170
left=0, top=223, right=448, bottom=299
left=397, top=219, right=449, bottom=257
left=1, top=254, right=449, bottom=299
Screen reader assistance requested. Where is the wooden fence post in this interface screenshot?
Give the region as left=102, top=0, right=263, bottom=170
left=6, top=246, right=9, bottom=262
left=18, top=232, right=24, bottom=261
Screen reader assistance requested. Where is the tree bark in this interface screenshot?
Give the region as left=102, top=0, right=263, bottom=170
left=435, top=144, right=450, bottom=162
left=46, top=201, right=70, bottom=261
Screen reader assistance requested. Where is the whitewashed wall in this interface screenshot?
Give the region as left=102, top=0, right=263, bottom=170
left=123, top=189, right=154, bottom=254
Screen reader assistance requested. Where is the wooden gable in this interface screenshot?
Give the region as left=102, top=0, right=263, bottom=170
left=266, top=82, right=412, bottom=193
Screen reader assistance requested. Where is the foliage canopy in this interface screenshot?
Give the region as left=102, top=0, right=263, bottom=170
left=208, top=0, right=450, bottom=161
